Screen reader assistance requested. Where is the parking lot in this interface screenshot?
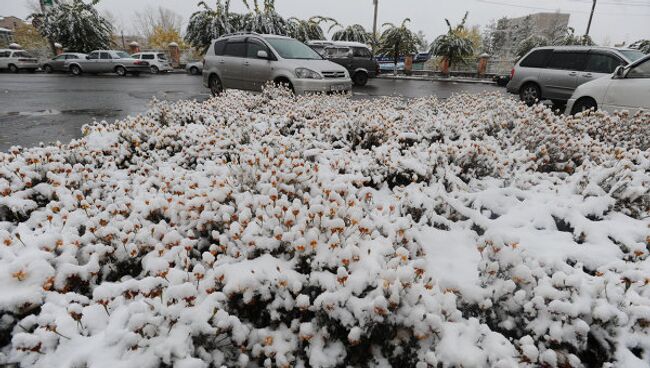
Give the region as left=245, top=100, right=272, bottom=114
left=0, top=72, right=502, bottom=151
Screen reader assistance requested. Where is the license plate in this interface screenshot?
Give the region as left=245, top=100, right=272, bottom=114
left=331, top=84, right=347, bottom=92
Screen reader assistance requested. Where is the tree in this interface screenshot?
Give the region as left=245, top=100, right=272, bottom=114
left=376, top=19, right=419, bottom=74
left=287, top=16, right=335, bottom=43
left=430, top=12, right=475, bottom=71
left=330, top=24, right=373, bottom=45
left=185, top=0, right=241, bottom=52
left=240, top=0, right=287, bottom=35
left=629, top=39, right=650, bottom=54
left=415, top=30, right=428, bottom=52
left=12, top=23, right=48, bottom=50
left=149, top=26, right=185, bottom=50
left=31, top=0, right=112, bottom=53
left=134, top=6, right=183, bottom=46
left=515, top=34, right=549, bottom=58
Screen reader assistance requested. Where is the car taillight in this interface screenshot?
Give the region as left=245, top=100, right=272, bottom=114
left=510, top=68, right=515, bottom=79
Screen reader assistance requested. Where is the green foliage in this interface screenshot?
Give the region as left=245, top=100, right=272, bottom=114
left=31, top=0, right=113, bottom=53
left=185, top=1, right=241, bottom=52
left=287, top=16, right=335, bottom=43
left=430, top=12, right=475, bottom=68
left=515, top=27, right=595, bottom=59
left=375, top=19, right=419, bottom=67
left=630, top=39, right=650, bottom=54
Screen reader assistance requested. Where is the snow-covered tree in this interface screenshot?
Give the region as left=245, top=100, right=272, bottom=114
left=376, top=19, right=419, bottom=73
left=430, top=12, right=475, bottom=71
left=286, top=16, right=335, bottom=43
left=185, top=0, right=241, bottom=52
left=330, top=24, right=373, bottom=45
left=31, top=0, right=113, bottom=53
left=629, top=39, right=650, bottom=54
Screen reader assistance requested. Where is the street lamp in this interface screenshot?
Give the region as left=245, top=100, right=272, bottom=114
left=372, top=0, right=379, bottom=43
left=585, top=0, right=596, bottom=36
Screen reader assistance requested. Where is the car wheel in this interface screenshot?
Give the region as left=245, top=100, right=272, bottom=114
left=150, top=66, right=159, bottom=74
left=519, top=83, right=541, bottom=106
left=115, top=66, right=127, bottom=77
left=209, top=74, right=223, bottom=96
left=274, top=78, right=294, bottom=94
left=44, top=65, right=53, bottom=73
left=190, top=67, right=199, bottom=75
left=8, top=64, right=18, bottom=73
left=70, top=65, right=82, bottom=76
left=352, top=72, right=368, bottom=86
left=571, top=97, right=597, bottom=115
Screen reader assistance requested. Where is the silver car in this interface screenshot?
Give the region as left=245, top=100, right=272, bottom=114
left=0, top=49, right=39, bottom=73
left=65, top=50, right=150, bottom=76
left=507, top=46, right=646, bottom=106
left=202, top=32, right=352, bottom=95
left=186, top=61, right=203, bottom=75
left=42, top=53, right=87, bottom=73
left=131, top=52, right=173, bottom=74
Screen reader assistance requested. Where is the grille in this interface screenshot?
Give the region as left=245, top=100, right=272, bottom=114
left=322, top=71, right=346, bottom=79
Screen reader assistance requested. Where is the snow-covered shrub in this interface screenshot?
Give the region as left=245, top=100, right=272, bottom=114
left=0, top=87, right=648, bottom=367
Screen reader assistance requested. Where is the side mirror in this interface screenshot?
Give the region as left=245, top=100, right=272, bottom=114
left=86, top=55, right=91, bottom=60
left=257, top=50, right=269, bottom=59
left=613, top=65, right=625, bottom=79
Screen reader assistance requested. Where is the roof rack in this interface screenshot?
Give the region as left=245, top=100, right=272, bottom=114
left=220, top=31, right=261, bottom=38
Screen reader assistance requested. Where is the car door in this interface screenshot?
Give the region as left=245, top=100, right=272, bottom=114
left=85, top=52, right=101, bottom=72
left=64, top=54, right=80, bottom=71
left=580, top=52, right=624, bottom=86
left=541, top=51, right=588, bottom=100
left=353, top=47, right=375, bottom=76
left=99, top=52, right=114, bottom=73
left=603, top=58, right=650, bottom=112
left=243, top=38, right=274, bottom=91
left=221, top=39, right=247, bottom=89
left=50, top=55, right=67, bottom=71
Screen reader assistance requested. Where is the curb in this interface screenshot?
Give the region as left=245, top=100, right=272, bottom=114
left=377, top=74, right=497, bottom=85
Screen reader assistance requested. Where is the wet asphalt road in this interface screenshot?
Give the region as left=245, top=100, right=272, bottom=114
left=0, top=72, right=502, bottom=151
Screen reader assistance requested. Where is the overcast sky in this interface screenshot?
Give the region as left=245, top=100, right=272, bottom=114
left=4, top=0, right=649, bottom=46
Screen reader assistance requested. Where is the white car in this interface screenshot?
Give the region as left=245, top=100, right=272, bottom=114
left=566, top=54, right=650, bottom=115
left=131, top=52, right=173, bottom=74
left=185, top=61, right=203, bottom=75
left=0, top=49, right=39, bottom=73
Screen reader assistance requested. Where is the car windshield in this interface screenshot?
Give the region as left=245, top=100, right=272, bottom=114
left=619, top=49, right=645, bottom=62
left=115, top=51, right=131, bottom=59
left=13, top=51, right=32, bottom=58
left=264, top=37, right=322, bottom=60
left=157, top=53, right=167, bottom=60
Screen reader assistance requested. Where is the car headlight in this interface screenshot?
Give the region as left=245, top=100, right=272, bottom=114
left=295, top=68, right=322, bottom=79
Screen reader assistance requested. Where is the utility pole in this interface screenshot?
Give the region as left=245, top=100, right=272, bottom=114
left=372, top=0, right=379, bottom=44
left=585, top=0, right=597, bottom=36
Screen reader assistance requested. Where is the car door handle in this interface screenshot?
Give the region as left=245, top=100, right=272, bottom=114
left=218, top=60, right=225, bottom=64
left=583, top=73, right=593, bottom=78
left=243, top=61, right=250, bottom=66
left=568, top=72, right=577, bottom=76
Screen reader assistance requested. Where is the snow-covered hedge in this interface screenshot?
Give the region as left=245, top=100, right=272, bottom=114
left=0, top=88, right=649, bottom=368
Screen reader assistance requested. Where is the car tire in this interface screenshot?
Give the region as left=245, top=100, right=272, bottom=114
left=274, top=78, right=294, bottom=94
left=352, top=72, right=368, bottom=86
left=8, top=64, right=18, bottom=73
left=150, top=66, right=159, bottom=74
left=115, top=66, right=127, bottom=77
left=209, top=74, right=223, bottom=96
left=190, top=67, right=199, bottom=75
left=70, top=65, right=82, bottom=76
left=44, top=65, right=53, bottom=74
left=519, top=83, right=541, bottom=106
left=571, top=97, right=597, bottom=115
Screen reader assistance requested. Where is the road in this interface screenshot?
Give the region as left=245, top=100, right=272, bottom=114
left=0, top=72, right=502, bottom=151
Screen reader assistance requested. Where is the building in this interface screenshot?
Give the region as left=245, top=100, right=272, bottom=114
left=0, top=27, right=12, bottom=46
left=493, top=12, right=570, bottom=58
left=0, top=16, right=24, bottom=32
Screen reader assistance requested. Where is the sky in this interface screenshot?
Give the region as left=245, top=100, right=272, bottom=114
left=3, top=0, right=649, bottom=46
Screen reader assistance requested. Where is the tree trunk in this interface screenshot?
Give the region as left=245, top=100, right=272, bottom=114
left=393, top=41, right=399, bottom=76
left=39, top=0, right=58, bottom=56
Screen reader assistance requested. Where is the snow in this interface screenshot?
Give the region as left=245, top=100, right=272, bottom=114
left=0, top=87, right=648, bottom=367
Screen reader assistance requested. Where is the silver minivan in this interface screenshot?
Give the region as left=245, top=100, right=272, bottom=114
left=202, top=32, right=352, bottom=95
left=507, top=46, right=646, bottom=105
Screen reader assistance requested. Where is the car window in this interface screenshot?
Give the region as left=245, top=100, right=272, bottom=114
left=12, top=51, right=31, bottom=58
left=353, top=47, right=371, bottom=58
left=131, top=54, right=141, bottom=59
left=310, top=45, right=325, bottom=56
left=548, top=52, right=587, bottom=71
left=246, top=39, right=268, bottom=58
left=0, top=51, right=9, bottom=58
left=584, top=53, right=623, bottom=74
left=66, top=55, right=79, bottom=60
left=142, top=54, right=155, bottom=60
left=157, top=53, right=167, bottom=60
left=224, top=42, right=246, bottom=58
left=520, top=49, right=553, bottom=68
left=214, top=40, right=227, bottom=56
left=627, top=59, right=650, bottom=79
left=54, top=55, right=66, bottom=61
left=100, top=52, right=112, bottom=60
left=115, top=51, right=131, bottom=59
left=325, top=47, right=350, bottom=58
left=619, top=49, right=645, bottom=62
left=88, top=52, right=99, bottom=59
left=264, top=37, right=322, bottom=60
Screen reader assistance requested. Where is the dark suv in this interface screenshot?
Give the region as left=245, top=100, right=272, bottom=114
left=307, top=41, right=379, bottom=86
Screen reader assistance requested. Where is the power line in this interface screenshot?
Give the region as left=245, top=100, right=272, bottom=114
left=475, top=0, right=650, bottom=16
